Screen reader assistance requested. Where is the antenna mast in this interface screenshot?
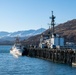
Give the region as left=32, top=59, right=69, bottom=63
left=49, top=11, right=55, bottom=34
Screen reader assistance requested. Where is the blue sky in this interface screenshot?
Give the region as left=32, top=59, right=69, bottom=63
left=0, top=0, right=76, bottom=32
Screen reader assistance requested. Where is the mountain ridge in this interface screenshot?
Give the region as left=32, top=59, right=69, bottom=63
left=0, top=28, right=46, bottom=38
left=1, top=19, right=76, bottom=45
left=0, top=28, right=46, bottom=45
left=23, top=19, right=76, bottom=46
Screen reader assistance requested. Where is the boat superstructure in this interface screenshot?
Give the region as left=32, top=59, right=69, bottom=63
left=39, top=11, right=64, bottom=49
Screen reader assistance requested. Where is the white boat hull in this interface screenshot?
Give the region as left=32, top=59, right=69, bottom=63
left=10, top=42, right=24, bottom=57
left=10, top=49, right=22, bottom=56
left=72, top=62, right=76, bottom=67
left=10, top=46, right=24, bottom=57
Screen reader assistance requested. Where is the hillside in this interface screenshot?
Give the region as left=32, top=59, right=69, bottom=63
left=55, top=19, right=76, bottom=42
left=23, top=19, right=76, bottom=46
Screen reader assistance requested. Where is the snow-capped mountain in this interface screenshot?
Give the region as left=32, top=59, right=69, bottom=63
left=0, top=28, right=46, bottom=40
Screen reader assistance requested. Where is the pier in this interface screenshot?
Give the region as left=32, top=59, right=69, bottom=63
left=22, top=48, right=76, bottom=65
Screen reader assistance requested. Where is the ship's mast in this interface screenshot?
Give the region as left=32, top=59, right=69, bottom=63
left=15, top=36, right=20, bottom=44
left=49, top=11, right=55, bottom=34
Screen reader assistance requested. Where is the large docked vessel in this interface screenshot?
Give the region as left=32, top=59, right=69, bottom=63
left=10, top=37, right=24, bottom=57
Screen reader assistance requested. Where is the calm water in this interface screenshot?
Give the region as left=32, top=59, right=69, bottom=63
left=0, top=45, right=76, bottom=75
